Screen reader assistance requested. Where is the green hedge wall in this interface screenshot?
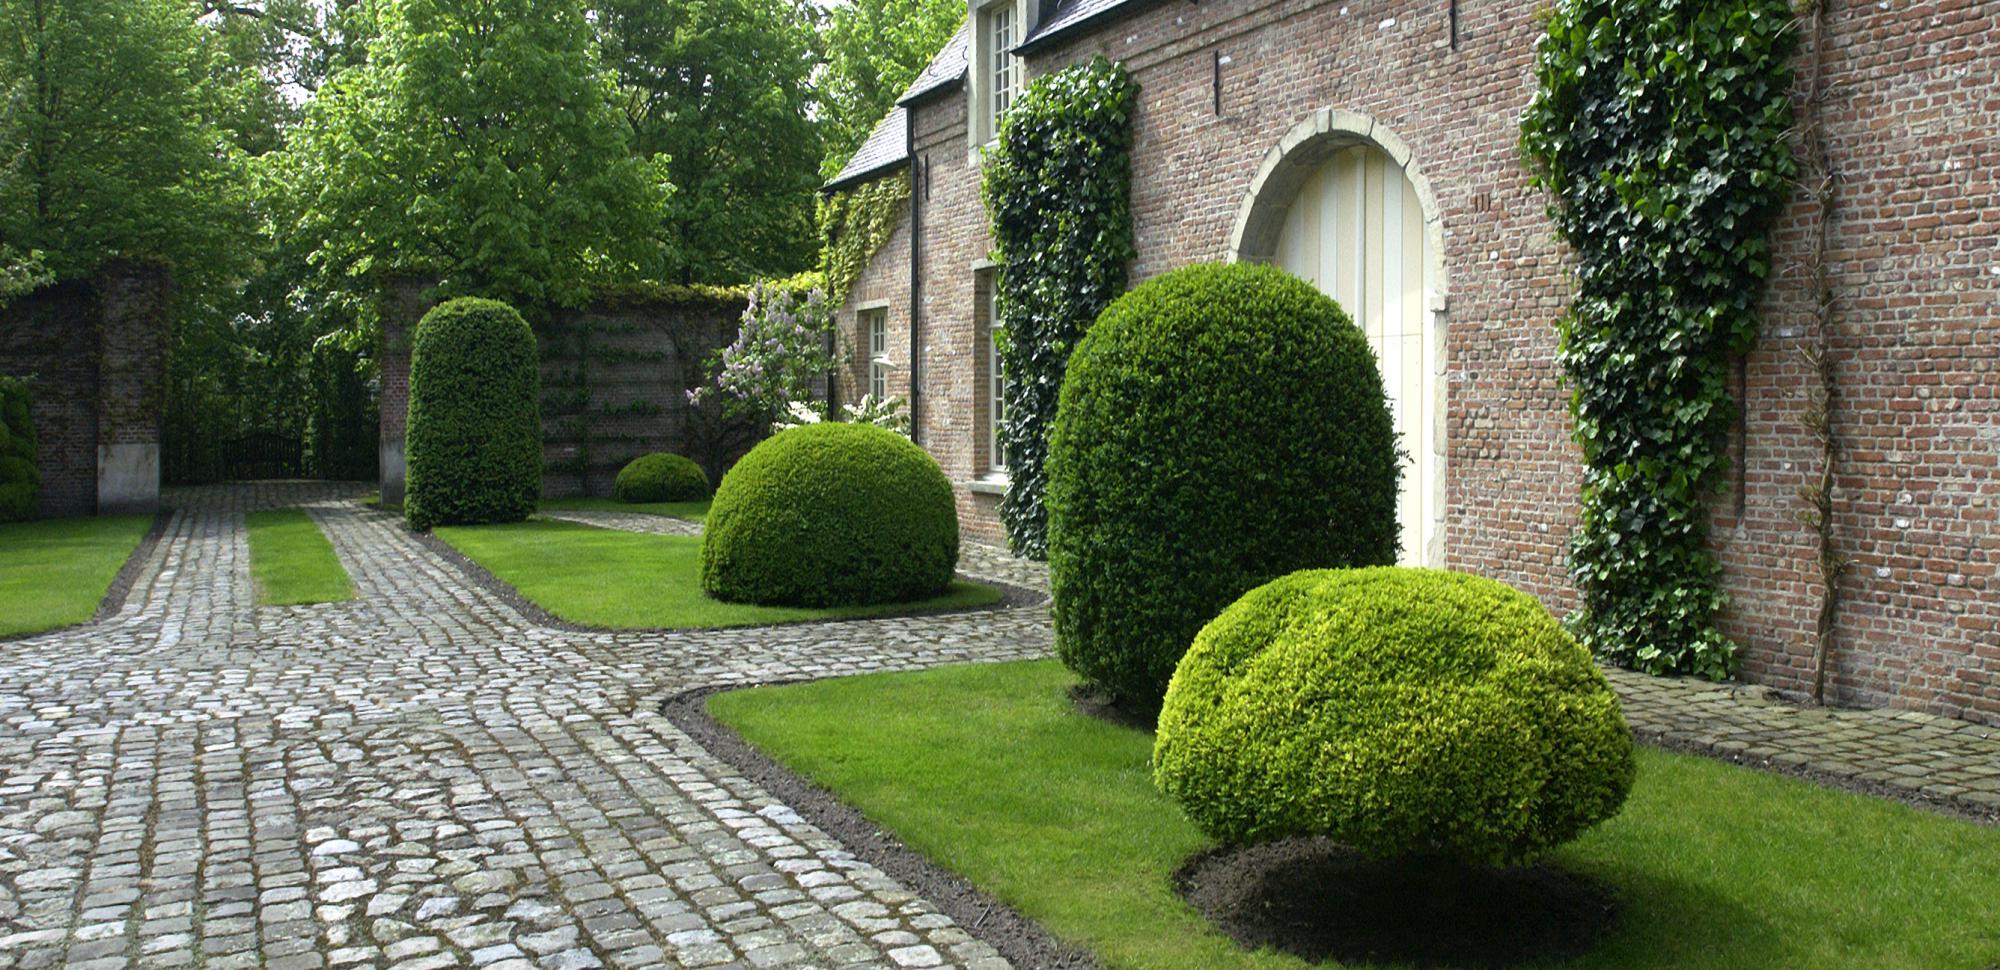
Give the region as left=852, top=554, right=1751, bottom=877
left=0, top=376, right=38, bottom=522
left=404, top=298, right=541, bottom=530
left=1047, top=262, right=1399, bottom=712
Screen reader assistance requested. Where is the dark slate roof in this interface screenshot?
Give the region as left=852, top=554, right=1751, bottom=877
left=897, top=21, right=970, bottom=105
left=823, top=106, right=909, bottom=192
left=1018, top=0, right=1159, bottom=52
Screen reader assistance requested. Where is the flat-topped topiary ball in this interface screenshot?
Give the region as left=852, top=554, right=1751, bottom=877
left=615, top=452, right=709, bottom=503
left=700, top=422, right=957, bottom=607
left=1154, top=567, right=1636, bottom=866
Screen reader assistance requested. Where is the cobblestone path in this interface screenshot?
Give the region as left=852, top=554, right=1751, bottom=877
left=4, top=484, right=1995, bottom=970
left=0, top=483, right=1044, bottom=970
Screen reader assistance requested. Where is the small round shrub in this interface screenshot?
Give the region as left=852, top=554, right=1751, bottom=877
left=701, top=423, right=957, bottom=607
left=1154, top=568, right=1636, bottom=866
left=615, top=452, right=709, bottom=503
left=404, top=298, right=541, bottom=531
left=1048, top=261, right=1399, bottom=712
left=0, top=376, right=39, bottom=522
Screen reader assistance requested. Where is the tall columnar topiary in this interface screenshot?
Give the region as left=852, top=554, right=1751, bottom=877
left=1047, top=262, right=1400, bottom=712
left=0, top=376, right=39, bottom=522
left=982, top=55, right=1139, bottom=560
left=1154, top=568, right=1636, bottom=866
left=1520, top=0, right=1798, bottom=679
left=701, top=422, right=957, bottom=607
left=404, top=298, right=542, bottom=530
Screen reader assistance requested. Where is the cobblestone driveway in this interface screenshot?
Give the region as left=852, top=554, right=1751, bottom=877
left=1, top=484, right=1045, bottom=970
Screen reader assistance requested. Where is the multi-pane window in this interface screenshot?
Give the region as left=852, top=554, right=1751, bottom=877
left=989, top=4, right=1018, bottom=129
left=864, top=309, right=888, bottom=401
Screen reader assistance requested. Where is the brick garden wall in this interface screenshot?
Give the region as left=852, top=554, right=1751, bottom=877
left=0, top=263, right=171, bottom=517
left=861, top=0, right=2000, bottom=721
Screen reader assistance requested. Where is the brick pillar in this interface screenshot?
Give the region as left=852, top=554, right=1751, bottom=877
left=377, top=276, right=433, bottom=506
left=93, top=261, right=171, bottom=514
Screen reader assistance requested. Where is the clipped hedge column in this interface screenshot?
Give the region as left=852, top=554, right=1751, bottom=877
left=1048, top=262, right=1399, bottom=712
left=404, top=298, right=541, bottom=530
left=1155, top=568, right=1635, bottom=866
left=0, top=376, right=38, bottom=522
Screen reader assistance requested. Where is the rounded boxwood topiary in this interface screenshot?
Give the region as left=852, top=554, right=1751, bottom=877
left=1047, top=261, right=1399, bottom=712
left=0, top=376, right=39, bottom=522
left=614, top=452, right=709, bottom=503
left=701, top=422, right=957, bottom=607
left=1154, top=567, right=1636, bottom=866
left=404, top=298, right=542, bottom=531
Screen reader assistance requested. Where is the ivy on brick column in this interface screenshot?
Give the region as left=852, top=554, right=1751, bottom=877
left=981, top=56, right=1139, bottom=561
left=1520, top=0, right=1798, bottom=679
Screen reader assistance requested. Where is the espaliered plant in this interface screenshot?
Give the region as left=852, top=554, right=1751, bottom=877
left=0, top=376, right=39, bottom=522
left=1520, top=0, right=1798, bottom=679
left=404, top=298, right=542, bottom=531
left=1048, top=263, right=1399, bottom=712
left=982, top=55, right=1139, bottom=560
left=1155, top=567, right=1636, bottom=866
left=819, top=174, right=910, bottom=305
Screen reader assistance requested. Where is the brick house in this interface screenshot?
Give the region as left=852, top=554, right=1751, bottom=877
left=821, top=0, right=2000, bottom=723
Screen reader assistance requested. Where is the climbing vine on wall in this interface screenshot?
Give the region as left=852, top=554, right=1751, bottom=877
left=1794, top=0, right=1845, bottom=704
left=1520, top=0, right=1798, bottom=679
left=819, top=175, right=911, bottom=306
left=982, top=55, right=1139, bottom=560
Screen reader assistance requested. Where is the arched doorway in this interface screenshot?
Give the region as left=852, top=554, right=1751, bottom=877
left=1230, top=112, right=1447, bottom=566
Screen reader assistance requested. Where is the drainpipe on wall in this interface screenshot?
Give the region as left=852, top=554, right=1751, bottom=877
left=907, top=135, right=925, bottom=446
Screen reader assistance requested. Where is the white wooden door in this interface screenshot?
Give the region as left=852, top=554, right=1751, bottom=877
left=1273, top=144, right=1438, bottom=565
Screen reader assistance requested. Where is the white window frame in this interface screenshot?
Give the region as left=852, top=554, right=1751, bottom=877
left=969, top=0, right=1023, bottom=150
left=863, top=308, right=889, bottom=401
left=988, top=286, right=1007, bottom=473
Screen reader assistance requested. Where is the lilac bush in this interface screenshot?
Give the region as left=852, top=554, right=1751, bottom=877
left=689, top=282, right=845, bottom=429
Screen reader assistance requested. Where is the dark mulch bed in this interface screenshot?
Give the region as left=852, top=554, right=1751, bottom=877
left=1067, top=682, right=1158, bottom=731
left=661, top=687, right=1102, bottom=970
left=1176, top=838, right=1618, bottom=969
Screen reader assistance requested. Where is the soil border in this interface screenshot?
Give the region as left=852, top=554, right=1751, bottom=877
left=661, top=685, right=1103, bottom=970
left=0, top=509, right=169, bottom=643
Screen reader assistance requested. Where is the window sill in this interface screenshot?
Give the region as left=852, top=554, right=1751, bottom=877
left=967, top=474, right=1010, bottom=496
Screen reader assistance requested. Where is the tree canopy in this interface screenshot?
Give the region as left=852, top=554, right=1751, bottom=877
left=817, top=0, right=963, bottom=178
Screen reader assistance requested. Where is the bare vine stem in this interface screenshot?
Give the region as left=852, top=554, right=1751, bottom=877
left=1796, top=0, right=1845, bottom=704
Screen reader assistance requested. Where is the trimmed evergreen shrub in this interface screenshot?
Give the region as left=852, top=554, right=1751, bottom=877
left=614, top=452, right=709, bottom=503
left=1154, top=567, right=1636, bottom=866
left=701, top=422, right=957, bottom=607
left=0, top=376, right=38, bottom=522
left=1047, top=261, right=1399, bottom=712
left=404, top=298, right=541, bottom=531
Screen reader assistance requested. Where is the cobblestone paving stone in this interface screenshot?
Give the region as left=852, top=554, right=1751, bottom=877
left=4, top=483, right=1995, bottom=970
left=1, top=483, right=1037, bottom=970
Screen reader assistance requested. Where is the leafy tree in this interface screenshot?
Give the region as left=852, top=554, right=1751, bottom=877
left=0, top=0, right=245, bottom=282
left=817, top=0, right=961, bottom=177
left=593, top=0, right=822, bottom=283
left=272, top=0, right=672, bottom=313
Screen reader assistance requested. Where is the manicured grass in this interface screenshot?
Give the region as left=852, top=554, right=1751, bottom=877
left=540, top=496, right=710, bottom=523
left=246, top=509, right=354, bottom=606
left=434, top=518, right=1000, bottom=630
left=710, top=660, right=2000, bottom=970
left=0, top=515, right=153, bottom=637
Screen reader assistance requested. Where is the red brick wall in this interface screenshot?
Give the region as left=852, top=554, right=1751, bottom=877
left=877, top=0, right=2000, bottom=722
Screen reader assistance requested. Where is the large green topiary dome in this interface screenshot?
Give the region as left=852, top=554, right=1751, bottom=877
left=615, top=452, right=709, bottom=503
left=701, top=422, right=958, bottom=607
left=1047, top=261, right=1400, bottom=713
left=1154, top=567, right=1636, bottom=866
left=404, top=297, right=542, bottom=531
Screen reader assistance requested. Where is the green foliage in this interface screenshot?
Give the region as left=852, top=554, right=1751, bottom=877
left=0, top=0, right=247, bottom=284
left=271, top=0, right=671, bottom=312
left=1520, top=0, right=1798, bottom=679
left=404, top=299, right=542, bottom=530
left=817, top=0, right=962, bottom=178
left=982, top=56, right=1139, bottom=560
left=0, top=376, right=38, bottom=522
left=1154, top=568, right=1636, bottom=866
left=701, top=423, right=957, bottom=607
left=818, top=174, right=910, bottom=305
left=1047, top=263, right=1399, bottom=711
left=615, top=453, right=710, bottom=504
left=0, top=247, right=53, bottom=306
left=593, top=0, right=823, bottom=283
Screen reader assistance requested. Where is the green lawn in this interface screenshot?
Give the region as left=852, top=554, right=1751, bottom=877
left=246, top=509, right=354, bottom=605
left=540, top=496, right=711, bottom=523
left=435, top=518, right=1000, bottom=630
left=710, top=659, right=2000, bottom=970
left=0, top=515, right=154, bottom=637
